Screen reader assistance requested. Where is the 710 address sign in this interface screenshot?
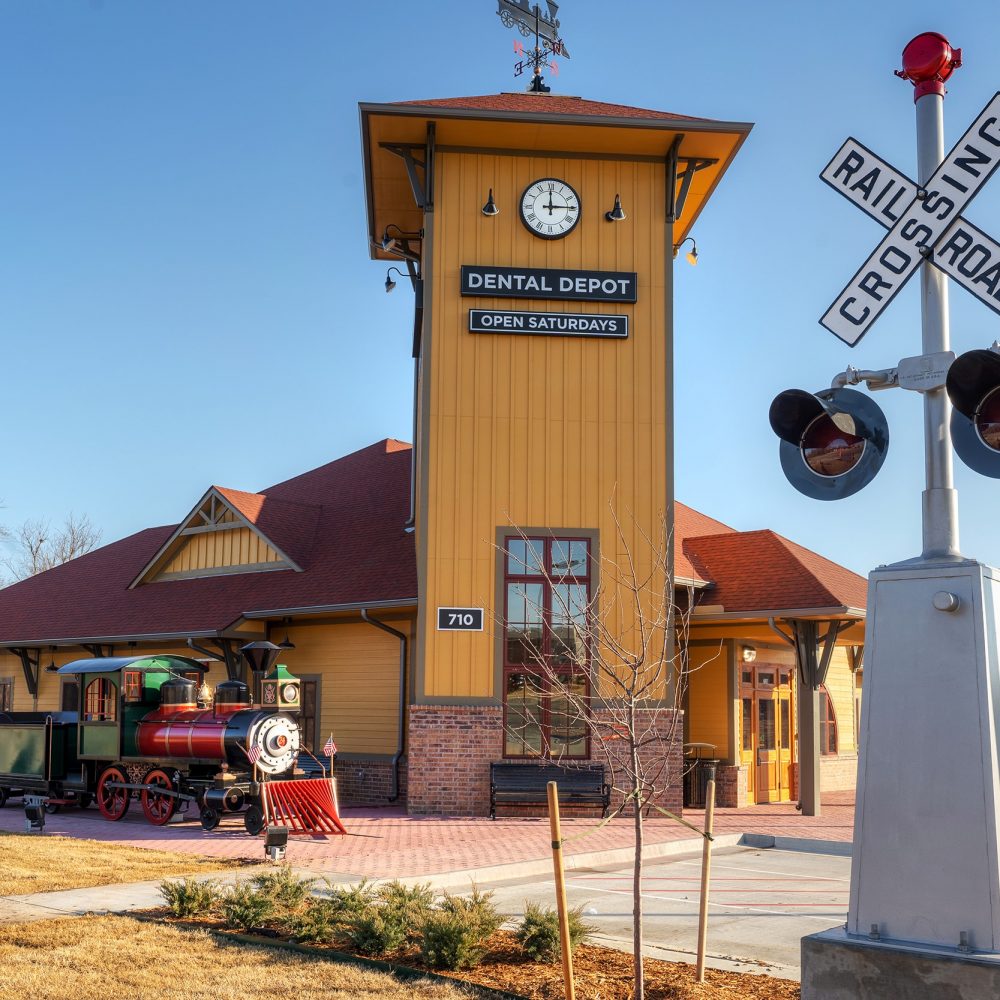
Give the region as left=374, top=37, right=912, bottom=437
left=437, top=607, right=484, bottom=631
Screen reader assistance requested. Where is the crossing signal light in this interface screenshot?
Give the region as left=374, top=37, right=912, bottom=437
left=946, top=348, right=1000, bottom=478
left=769, top=387, right=890, bottom=500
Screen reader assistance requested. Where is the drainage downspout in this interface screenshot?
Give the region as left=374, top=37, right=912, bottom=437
left=360, top=609, right=408, bottom=802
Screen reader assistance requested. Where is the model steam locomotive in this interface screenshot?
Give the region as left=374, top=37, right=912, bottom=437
left=0, top=652, right=303, bottom=833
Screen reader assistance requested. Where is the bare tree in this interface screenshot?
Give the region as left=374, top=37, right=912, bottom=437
left=497, top=502, right=715, bottom=1000
left=2, top=513, right=101, bottom=583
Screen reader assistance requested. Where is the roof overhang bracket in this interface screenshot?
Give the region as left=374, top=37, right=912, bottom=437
left=848, top=644, right=864, bottom=673
left=381, top=143, right=428, bottom=210
left=10, top=647, right=40, bottom=698
left=673, top=157, right=718, bottom=225
left=82, top=643, right=114, bottom=659
left=778, top=618, right=854, bottom=689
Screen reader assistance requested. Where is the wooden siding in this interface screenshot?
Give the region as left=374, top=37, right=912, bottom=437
left=686, top=644, right=730, bottom=760
left=419, top=151, right=668, bottom=699
left=274, top=623, right=406, bottom=756
left=155, top=527, right=283, bottom=578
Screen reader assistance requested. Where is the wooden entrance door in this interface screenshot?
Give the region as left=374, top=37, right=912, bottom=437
left=740, top=666, right=794, bottom=804
left=299, top=679, right=319, bottom=752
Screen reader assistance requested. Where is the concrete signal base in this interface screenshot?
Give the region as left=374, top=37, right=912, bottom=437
left=802, top=927, right=1000, bottom=999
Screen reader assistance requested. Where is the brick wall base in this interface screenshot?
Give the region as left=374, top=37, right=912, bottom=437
left=716, top=763, right=749, bottom=808
left=406, top=704, right=684, bottom=818
left=334, top=757, right=408, bottom=806
left=790, top=754, right=858, bottom=802
left=407, top=705, right=503, bottom=816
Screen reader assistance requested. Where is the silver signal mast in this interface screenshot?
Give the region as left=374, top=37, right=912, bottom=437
left=496, top=1, right=570, bottom=93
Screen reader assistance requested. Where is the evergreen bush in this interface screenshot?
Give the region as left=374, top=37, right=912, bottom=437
left=220, top=882, right=275, bottom=932
left=515, top=901, right=594, bottom=963
left=158, top=877, right=220, bottom=918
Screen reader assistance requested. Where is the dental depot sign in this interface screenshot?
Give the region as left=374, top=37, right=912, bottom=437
left=460, top=264, right=636, bottom=339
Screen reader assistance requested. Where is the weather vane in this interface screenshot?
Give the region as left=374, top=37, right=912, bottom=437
left=495, top=1, right=570, bottom=93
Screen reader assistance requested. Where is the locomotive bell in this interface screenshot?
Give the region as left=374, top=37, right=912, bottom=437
left=261, top=663, right=300, bottom=711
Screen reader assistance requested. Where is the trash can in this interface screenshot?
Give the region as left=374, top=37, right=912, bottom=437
left=682, top=743, right=719, bottom=808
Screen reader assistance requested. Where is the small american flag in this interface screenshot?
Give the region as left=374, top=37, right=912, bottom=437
left=323, top=735, right=337, bottom=757
left=246, top=744, right=262, bottom=765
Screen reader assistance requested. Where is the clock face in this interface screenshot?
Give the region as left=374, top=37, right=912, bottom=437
left=519, top=178, right=581, bottom=239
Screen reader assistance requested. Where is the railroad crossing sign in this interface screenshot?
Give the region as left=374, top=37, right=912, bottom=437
left=821, top=91, right=1000, bottom=346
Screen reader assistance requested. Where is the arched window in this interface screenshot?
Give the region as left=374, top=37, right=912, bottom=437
left=819, top=685, right=838, bottom=755
left=84, top=678, right=117, bottom=722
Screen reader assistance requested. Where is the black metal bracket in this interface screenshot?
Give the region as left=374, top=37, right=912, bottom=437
left=10, top=647, right=40, bottom=698
left=81, top=643, right=114, bottom=659
left=665, top=135, right=719, bottom=225
left=381, top=143, right=428, bottom=210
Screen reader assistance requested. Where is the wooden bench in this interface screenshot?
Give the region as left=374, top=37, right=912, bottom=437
left=489, top=762, right=610, bottom=819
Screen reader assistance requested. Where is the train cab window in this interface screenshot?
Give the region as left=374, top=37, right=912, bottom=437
left=60, top=681, right=79, bottom=712
left=123, top=671, right=143, bottom=703
left=83, top=678, right=117, bottom=722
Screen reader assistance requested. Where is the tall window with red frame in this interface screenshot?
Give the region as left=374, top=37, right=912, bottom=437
left=503, top=535, right=591, bottom=758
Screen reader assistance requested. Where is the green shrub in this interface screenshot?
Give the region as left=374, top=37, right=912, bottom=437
left=283, top=897, right=342, bottom=943
left=515, top=901, right=594, bottom=963
left=378, top=881, right=435, bottom=940
left=344, top=903, right=409, bottom=956
left=419, top=887, right=504, bottom=970
left=251, top=865, right=317, bottom=912
left=220, top=882, right=275, bottom=932
left=336, top=879, right=376, bottom=918
left=158, top=877, right=220, bottom=917
left=438, top=886, right=503, bottom=939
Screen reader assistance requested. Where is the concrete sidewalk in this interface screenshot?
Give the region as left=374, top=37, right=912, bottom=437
left=0, top=828, right=850, bottom=930
left=0, top=791, right=855, bottom=882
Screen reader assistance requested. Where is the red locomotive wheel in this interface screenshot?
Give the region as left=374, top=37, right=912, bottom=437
left=96, top=766, right=130, bottom=821
left=140, top=769, right=177, bottom=826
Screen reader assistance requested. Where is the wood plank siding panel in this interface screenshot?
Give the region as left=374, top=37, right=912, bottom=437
left=686, top=644, right=731, bottom=760
left=274, top=624, right=404, bottom=755
left=420, top=151, right=667, bottom=700
left=158, top=527, right=282, bottom=577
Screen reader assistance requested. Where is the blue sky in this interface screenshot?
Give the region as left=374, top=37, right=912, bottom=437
left=4, top=1, right=1000, bottom=576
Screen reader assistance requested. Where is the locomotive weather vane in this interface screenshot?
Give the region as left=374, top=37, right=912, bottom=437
left=496, top=1, right=570, bottom=93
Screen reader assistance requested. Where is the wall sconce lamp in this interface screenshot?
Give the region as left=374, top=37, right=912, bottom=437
left=277, top=618, right=296, bottom=651
left=674, top=236, right=698, bottom=265
left=385, top=267, right=407, bottom=293
left=379, top=224, right=422, bottom=253
left=481, top=188, right=500, bottom=216
left=605, top=193, right=627, bottom=222
left=741, top=644, right=757, bottom=663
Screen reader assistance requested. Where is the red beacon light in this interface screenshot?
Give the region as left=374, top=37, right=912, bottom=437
left=895, top=32, right=962, bottom=101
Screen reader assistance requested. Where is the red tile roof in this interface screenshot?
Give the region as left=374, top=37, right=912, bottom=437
left=0, top=441, right=417, bottom=644
left=674, top=502, right=735, bottom=584
left=684, top=530, right=868, bottom=614
left=0, top=440, right=865, bottom=645
left=394, top=93, right=714, bottom=122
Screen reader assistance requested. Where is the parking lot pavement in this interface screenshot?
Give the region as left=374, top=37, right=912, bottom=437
left=475, top=845, right=851, bottom=982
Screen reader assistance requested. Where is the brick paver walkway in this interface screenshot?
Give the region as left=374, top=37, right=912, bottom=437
left=0, top=791, right=854, bottom=879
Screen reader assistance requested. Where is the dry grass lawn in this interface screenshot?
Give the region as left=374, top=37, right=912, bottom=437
left=0, top=832, right=251, bottom=896
left=0, top=915, right=464, bottom=999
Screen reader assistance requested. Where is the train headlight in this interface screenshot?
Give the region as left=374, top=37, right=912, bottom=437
left=946, top=348, right=1000, bottom=477
left=248, top=715, right=300, bottom=775
left=769, top=387, right=889, bottom=500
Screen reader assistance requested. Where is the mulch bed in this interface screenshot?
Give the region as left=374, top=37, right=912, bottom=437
left=146, top=910, right=799, bottom=999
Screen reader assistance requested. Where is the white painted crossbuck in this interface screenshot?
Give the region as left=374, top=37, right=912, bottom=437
left=821, top=92, right=1000, bottom=345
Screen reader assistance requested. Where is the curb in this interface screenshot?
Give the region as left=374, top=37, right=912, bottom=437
left=128, top=912, right=528, bottom=1000
left=382, top=833, right=746, bottom=891
left=738, top=833, right=853, bottom=857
